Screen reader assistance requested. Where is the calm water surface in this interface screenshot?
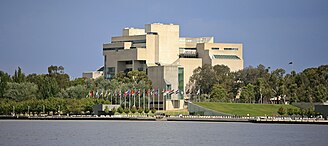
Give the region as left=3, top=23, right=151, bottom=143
left=0, top=120, right=327, bottom=146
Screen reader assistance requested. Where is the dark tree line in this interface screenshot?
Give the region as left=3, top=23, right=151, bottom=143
left=188, top=64, right=328, bottom=104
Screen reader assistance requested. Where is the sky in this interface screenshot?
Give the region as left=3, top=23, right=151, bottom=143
left=1, top=0, right=328, bottom=78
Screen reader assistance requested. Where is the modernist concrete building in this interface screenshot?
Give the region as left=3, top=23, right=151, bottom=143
left=103, top=23, right=243, bottom=110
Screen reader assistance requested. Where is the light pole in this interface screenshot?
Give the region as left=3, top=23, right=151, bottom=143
left=12, top=106, right=15, bottom=116
left=27, top=106, right=30, bottom=117
left=58, top=105, right=61, bottom=116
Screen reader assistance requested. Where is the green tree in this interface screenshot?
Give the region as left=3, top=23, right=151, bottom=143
left=287, top=108, right=294, bottom=116
left=131, top=106, right=137, bottom=114
left=38, top=76, right=60, bottom=99
left=144, top=108, right=150, bottom=114
left=210, top=84, right=229, bottom=102
left=151, top=108, right=156, bottom=114
left=12, top=67, right=25, bottom=83
left=4, top=82, right=38, bottom=101
left=277, top=107, right=285, bottom=116
left=104, top=106, right=109, bottom=114
left=138, top=108, right=143, bottom=114
left=117, top=106, right=124, bottom=114
left=111, top=107, right=117, bottom=115
left=240, top=84, right=255, bottom=103
left=124, top=108, right=130, bottom=114
left=0, top=70, right=11, bottom=98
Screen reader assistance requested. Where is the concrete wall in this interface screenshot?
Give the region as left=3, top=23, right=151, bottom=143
left=188, top=102, right=231, bottom=116
left=92, top=104, right=120, bottom=115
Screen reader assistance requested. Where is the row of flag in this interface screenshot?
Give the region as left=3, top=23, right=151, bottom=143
left=88, top=89, right=188, bottom=98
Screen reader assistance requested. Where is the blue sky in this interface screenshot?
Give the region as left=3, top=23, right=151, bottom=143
left=1, top=0, right=328, bottom=78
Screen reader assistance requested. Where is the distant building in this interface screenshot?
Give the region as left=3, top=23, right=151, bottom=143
left=82, top=66, right=104, bottom=79
left=103, top=23, right=243, bottom=110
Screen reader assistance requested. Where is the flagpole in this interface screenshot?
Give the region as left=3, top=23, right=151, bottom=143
left=133, top=90, right=136, bottom=107
left=119, top=90, right=122, bottom=106
left=152, top=90, right=155, bottom=109
left=148, top=90, right=150, bottom=109
left=110, top=91, right=113, bottom=104
left=138, top=90, right=141, bottom=109
left=143, top=89, right=145, bottom=110
left=129, top=93, right=131, bottom=109
left=157, top=89, right=160, bottom=111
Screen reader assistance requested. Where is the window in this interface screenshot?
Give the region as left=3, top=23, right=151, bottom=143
left=105, top=67, right=115, bottom=79
left=224, top=48, right=238, bottom=51
left=178, top=67, right=184, bottom=99
left=103, top=47, right=124, bottom=51
left=212, top=48, right=220, bottom=50
left=213, top=55, right=240, bottom=59
left=125, top=61, right=132, bottom=64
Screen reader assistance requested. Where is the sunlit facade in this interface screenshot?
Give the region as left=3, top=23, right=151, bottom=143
left=103, top=23, right=243, bottom=110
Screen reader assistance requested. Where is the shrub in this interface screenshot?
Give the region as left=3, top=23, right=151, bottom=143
left=277, top=107, right=285, bottom=116
left=131, top=106, right=137, bottom=114
left=124, top=108, right=130, bottom=114
left=138, top=108, right=143, bottom=114
left=144, top=108, right=150, bottom=114
left=151, top=108, right=156, bottom=114
left=117, top=106, right=124, bottom=114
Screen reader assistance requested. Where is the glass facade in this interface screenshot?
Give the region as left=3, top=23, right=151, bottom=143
left=224, top=48, right=238, bottom=50
left=178, top=67, right=184, bottom=99
left=106, top=67, right=115, bottom=79
left=213, top=55, right=240, bottom=59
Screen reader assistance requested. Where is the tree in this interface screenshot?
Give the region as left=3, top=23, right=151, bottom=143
left=0, top=70, right=11, bottom=98
left=144, top=108, right=150, bottom=114
left=277, top=107, right=285, bottom=116
left=131, top=106, right=137, bottom=114
left=64, top=85, right=88, bottom=98
left=4, top=82, right=38, bottom=101
left=117, top=106, right=124, bottom=114
left=12, top=67, right=25, bottom=83
left=104, top=106, right=109, bottom=114
left=138, top=108, right=143, bottom=114
left=287, top=108, right=294, bottom=116
left=111, top=107, right=117, bottom=115
left=151, top=108, right=156, bottom=114
left=124, top=108, right=130, bottom=114
left=210, top=84, right=229, bottom=102
left=38, top=76, right=60, bottom=99
left=240, top=84, right=255, bottom=103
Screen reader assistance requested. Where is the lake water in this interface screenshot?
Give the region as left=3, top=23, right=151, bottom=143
left=0, top=120, right=327, bottom=146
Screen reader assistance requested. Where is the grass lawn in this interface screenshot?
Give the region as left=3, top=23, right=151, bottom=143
left=194, top=102, right=299, bottom=116
left=160, top=109, right=189, bottom=116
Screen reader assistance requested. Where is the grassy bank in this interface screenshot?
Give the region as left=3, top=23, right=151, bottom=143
left=194, top=102, right=299, bottom=116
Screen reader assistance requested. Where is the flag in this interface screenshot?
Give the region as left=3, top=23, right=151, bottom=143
left=186, top=89, right=190, bottom=94
left=124, top=90, right=128, bottom=97
left=89, top=91, right=93, bottom=97
left=169, top=89, right=174, bottom=95
left=136, top=89, right=140, bottom=95
left=175, top=89, right=180, bottom=94
left=131, top=90, right=135, bottom=95
left=196, top=89, right=200, bottom=95
left=146, top=90, right=150, bottom=96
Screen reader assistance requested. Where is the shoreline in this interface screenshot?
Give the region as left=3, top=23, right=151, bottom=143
left=1, top=115, right=327, bottom=125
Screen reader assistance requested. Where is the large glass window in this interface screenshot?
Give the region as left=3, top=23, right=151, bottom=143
left=178, top=67, right=184, bottom=99
left=106, top=67, right=115, bottom=79
left=224, top=48, right=238, bottom=50
left=213, top=55, right=240, bottom=59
